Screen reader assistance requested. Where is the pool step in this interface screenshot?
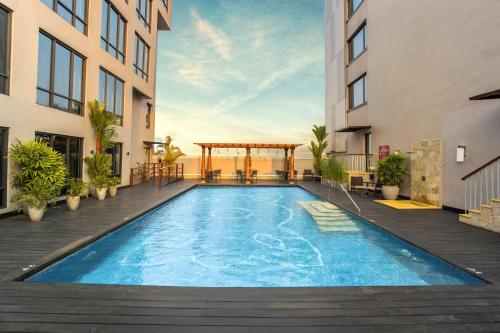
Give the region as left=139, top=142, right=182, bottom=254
left=297, top=201, right=360, bottom=233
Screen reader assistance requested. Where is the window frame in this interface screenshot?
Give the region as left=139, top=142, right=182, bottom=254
left=134, top=33, right=150, bottom=81
left=136, top=0, right=151, bottom=31
left=99, top=67, right=125, bottom=125
left=348, top=22, right=366, bottom=63
left=348, top=73, right=367, bottom=111
left=146, top=103, right=152, bottom=129
left=161, top=0, right=168, bottom=12
left=36, top=30, right=86, bottom=116
left=348, top=0, right=364, bottom=19
left=0, top=4, right=11, bottom=95
left=41, top=0, right=88, bottom=34
left=35, top=131, right=84, bottom=181
left=106, top=142, right=123, bottom=177
left=0, top=127, right=8, bottom=208
left=101, top=0, right=127, bottom=63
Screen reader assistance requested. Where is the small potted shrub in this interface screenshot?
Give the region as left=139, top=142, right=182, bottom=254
left=67, top=178, right=87, bottom=211
left=93, top=175, right=108, bottom=200
left=107, top=176, right=121, bottom=197
left=9, top=139, right=67, bottom=222
left=376, top=153, right=408, bottom=200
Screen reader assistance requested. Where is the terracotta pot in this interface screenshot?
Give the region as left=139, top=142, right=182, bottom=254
left=382, top=185, right=400, bottom=200
left=95, top=187, right=107, bottom=200
left=27, top=205, right=45, bottom=222
left=66, top=195, right=80, bottom=211
left=108, top=185, right=117, bottom=197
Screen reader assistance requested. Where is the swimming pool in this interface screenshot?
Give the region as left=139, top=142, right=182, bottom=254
left=28, top=187, right=485, bottom=287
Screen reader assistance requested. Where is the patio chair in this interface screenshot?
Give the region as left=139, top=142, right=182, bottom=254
left=367, top=180, right=383, bottom=197
left=303, top=169, right=314, bottom=181
left=236, top=170, right=243, bottom=183
left=251, top=170, right=258, bottom=183
left=350, top=176, right=364, bottom=193
left=213, top=169, right=221, bottom=182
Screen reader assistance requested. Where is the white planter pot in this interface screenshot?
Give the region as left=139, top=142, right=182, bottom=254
left=96, top=187, right=107, bottom=200
left=382, top=185, right=400, bottom=200
left=66, top=195, right=80, bottom=211
left=27, top=205, right=45, bottom=222
left=108, top=185, right=117, bottom=197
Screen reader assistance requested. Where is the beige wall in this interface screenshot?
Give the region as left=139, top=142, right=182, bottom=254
left=326, top=0, right=500, bottom=209
left=0, top=0, right=172, bottom=214
left=178, top=156, right=314, bottom=180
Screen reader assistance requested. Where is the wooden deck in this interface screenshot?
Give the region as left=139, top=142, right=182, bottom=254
left=1, top=180, right=500, bottom=332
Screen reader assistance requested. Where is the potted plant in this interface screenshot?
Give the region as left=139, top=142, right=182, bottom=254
left=85, top=153, right=112, bottom=200
left=93, top=175, right=108, bottom=200
left=308, top=125, right=328, bottom=178
left=9, top=139, right=67, bottom=222
left=375, top=153, right=408, bottom=200
left=67, top=178, right=87, bottom=211
left=107, top=176, right=121, bottom=197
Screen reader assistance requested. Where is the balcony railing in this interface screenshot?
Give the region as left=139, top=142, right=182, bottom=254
left=462, top=156, right=500, bottom=213
left=332, top=154, right=376, bottom=172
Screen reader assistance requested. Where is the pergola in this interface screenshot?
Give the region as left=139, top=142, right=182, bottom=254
left=194, top=143, right=302, bottom=183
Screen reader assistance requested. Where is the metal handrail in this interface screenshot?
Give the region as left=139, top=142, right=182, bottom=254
left=462, top=158, right=500, bottom=213
left=461, top=155, right=500, bottom=180
left=340, top=183, right=361, bottom=215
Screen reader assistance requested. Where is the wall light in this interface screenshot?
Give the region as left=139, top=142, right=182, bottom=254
left=456, top=145, right=466, bottom=163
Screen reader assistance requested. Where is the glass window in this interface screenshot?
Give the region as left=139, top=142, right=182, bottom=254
left=0, top=6, right=10, bottom=95
left=101, top=0, right=126, bottom=63
left=161, top=0, right=168, bottom=11
left=134, top=33, right=150, bottom=81
left=136, top=0, right=151, bottom=30
left=146, top=103, right=152, bottom=129
left=36, top=32, right=85, bottom=115
left=349, top=0, right=363, bottom=17
left=35, top=132, right=83, bottom=181
left=106, top=143, right=122, bottom=177
left=0, top=127, right=7, bottom=208
left=99, top=68, right=124, bottom=123
left=41, top=0, right=87, bottom=34
left=349, top=24, right=366, bottom=61
left=349, top=74, right=367, bottom=109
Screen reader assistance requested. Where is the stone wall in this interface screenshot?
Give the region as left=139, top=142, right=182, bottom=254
left=410, top=140, right=443, bottom=207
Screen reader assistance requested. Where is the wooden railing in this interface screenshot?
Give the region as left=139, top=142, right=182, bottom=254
left=130, top=162, right=184, bottom=186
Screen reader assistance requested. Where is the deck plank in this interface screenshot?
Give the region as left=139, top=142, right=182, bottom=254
left=0, top=180, right=500, bottom=331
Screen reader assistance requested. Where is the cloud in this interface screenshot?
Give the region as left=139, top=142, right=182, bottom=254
left=190, top=8, right=232, bottom=60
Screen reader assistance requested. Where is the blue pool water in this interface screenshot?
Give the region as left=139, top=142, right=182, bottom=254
left=28, top=187, right=484, bottom=287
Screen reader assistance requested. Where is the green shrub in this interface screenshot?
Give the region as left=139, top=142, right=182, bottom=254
left=320, top=156, right=347, bottom=183
left=68, top=178, right=87, bottom=197
left=376, top=153, right=408, bottom=186
left=85, top=153, right=112, bottom=184
left=9, top=139, right=67, bottom=208
left=107, top=176, right=121, bottom=187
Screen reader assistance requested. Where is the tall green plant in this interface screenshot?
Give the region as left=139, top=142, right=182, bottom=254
left=9, top=139, right=67, bottom=208
left=376, top=153, right=408, bottom=186
left=84, top=153, right=112, bottom=188
left=158, top=136, right=185, bottom=165
left=308, top=125, right=328, bottom=175
left=88, top=100, right=118, bottom=153
left=320, top=156, right=347, bottom=183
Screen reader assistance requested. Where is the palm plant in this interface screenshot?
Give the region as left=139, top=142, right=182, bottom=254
left=158, top=136, right=185, bottom=165
left=84, top=153, right=112, bottom=185
left=308, top=125, right=328, bottom=176
left=88, top=100, right=118, bottom=153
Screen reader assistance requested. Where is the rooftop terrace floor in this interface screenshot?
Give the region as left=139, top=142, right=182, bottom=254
left=1, top=180, right=500, bottom=332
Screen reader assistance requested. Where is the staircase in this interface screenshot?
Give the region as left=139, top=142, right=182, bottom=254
left=459, top=199, right=500, bottom=232
left=459, top=156, right=500, bottom=232
left=297, top=201, right=360, bottom=233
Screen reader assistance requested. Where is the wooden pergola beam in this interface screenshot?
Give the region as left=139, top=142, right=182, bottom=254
left=194, top=143, right=302, bottom=149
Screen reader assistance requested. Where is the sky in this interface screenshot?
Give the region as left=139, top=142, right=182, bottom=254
left=155, top=0, right=324, bottom=157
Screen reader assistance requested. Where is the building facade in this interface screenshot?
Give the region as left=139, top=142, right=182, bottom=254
left=325, top=0, right=500, bottom=210
left=0, top=0, right=172, bottom=214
